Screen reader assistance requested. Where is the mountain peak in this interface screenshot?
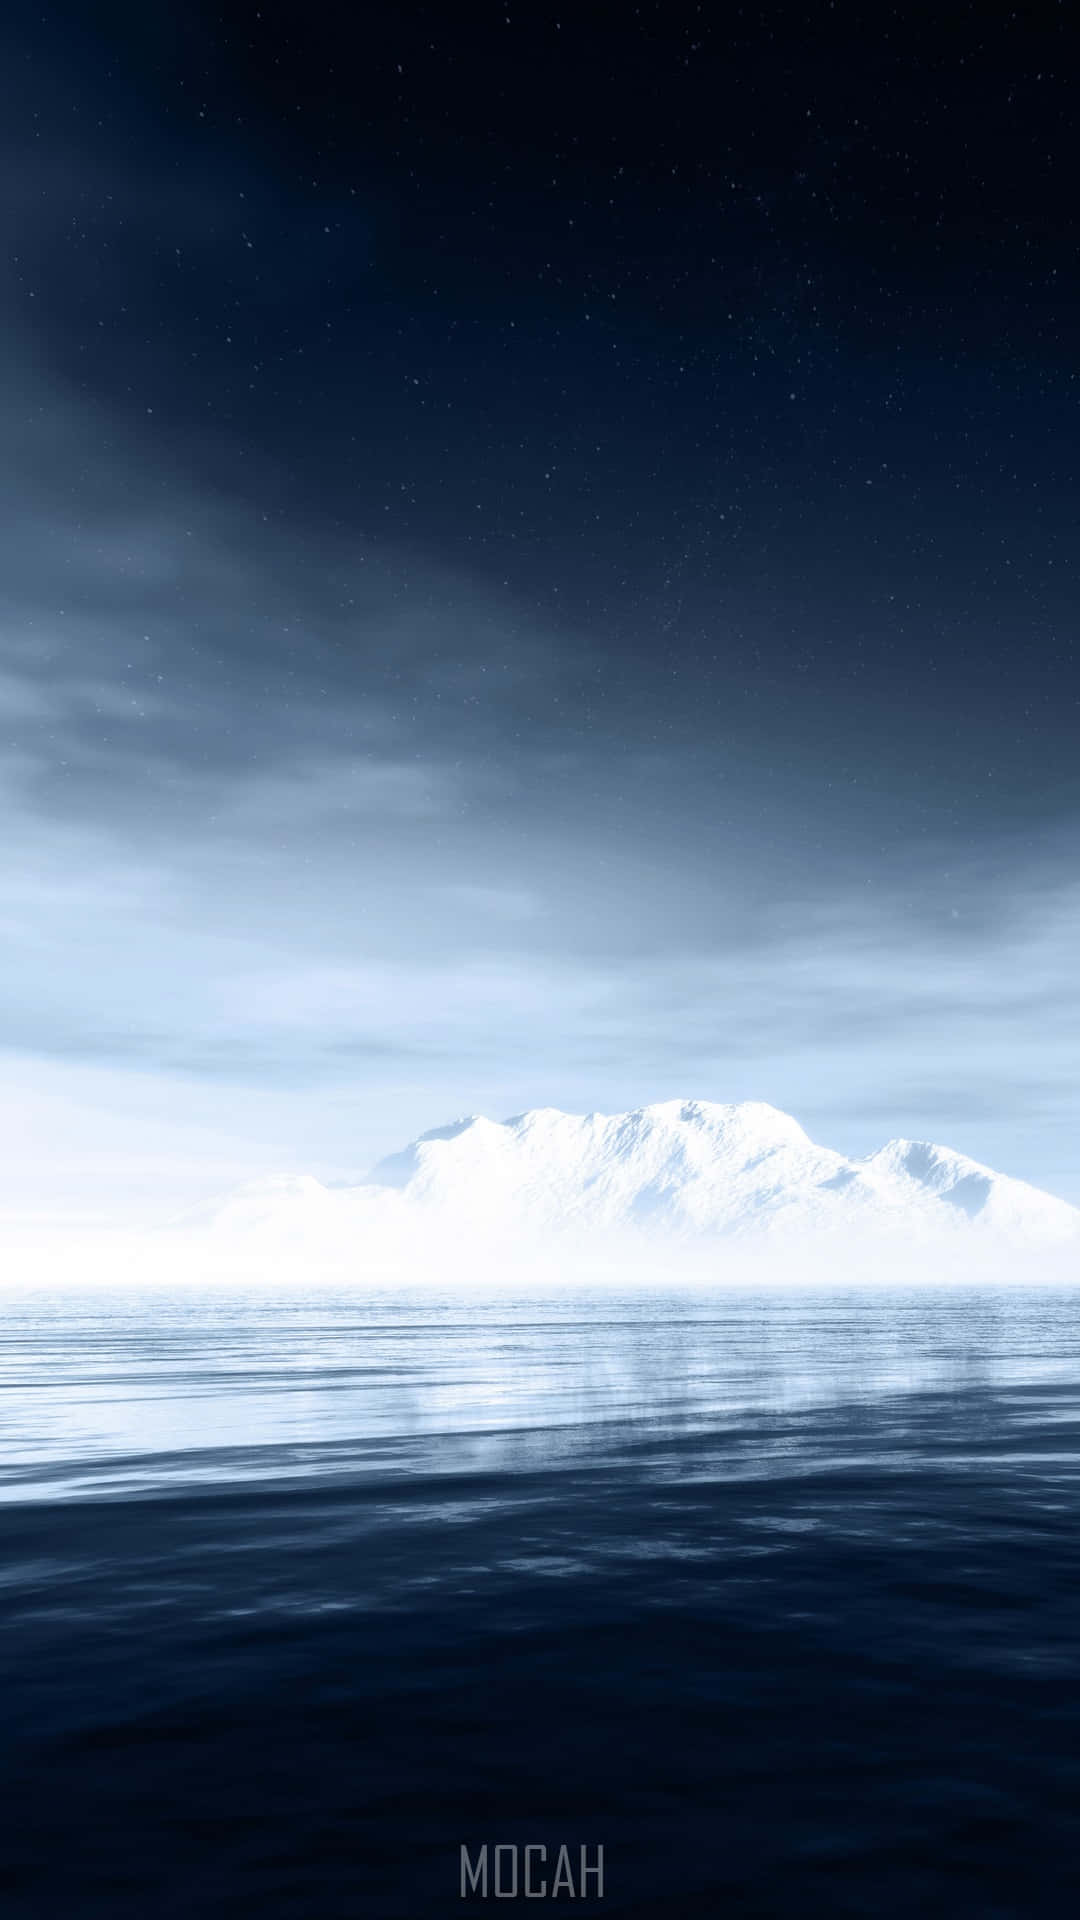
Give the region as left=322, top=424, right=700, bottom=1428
left=181, top=1100, right=1079, bottom=1252
left=356, top=1100, right=1075, bottom=1241
left=636, top=1097, right=811, bottom=1138
left=501, top=1097, right=810, bottom=1140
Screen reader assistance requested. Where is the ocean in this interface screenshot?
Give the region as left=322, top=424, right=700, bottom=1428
left=3, top=1281, right=1080, bottom=1915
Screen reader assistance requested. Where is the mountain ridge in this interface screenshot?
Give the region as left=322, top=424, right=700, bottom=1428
left=175, top=1099, right=1080, bottom=1247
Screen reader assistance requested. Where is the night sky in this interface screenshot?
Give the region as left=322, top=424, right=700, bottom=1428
left=3, top=0, right=1079, bottom=1219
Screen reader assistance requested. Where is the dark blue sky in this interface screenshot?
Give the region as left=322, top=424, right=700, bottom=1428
left=2, top=0, right=1078, bottom=1216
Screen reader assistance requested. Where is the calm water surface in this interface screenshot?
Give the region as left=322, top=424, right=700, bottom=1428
left=3, top=1282, right=1080, bottom=1915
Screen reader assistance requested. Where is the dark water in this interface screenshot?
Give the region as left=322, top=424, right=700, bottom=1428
left=3, top=1283, right=1080, bottom=1916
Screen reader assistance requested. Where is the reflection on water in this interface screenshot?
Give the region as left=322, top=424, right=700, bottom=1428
left=5, top=1283, right=1080, bottom=1917
left=2, top=1283, right=1080, bottom=1500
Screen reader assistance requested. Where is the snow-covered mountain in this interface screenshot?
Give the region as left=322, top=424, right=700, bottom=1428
left=177, top=1099, right=1080, bottom=1253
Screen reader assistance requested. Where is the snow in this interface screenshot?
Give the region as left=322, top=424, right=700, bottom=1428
left=179, top=1098, right=1080, bottom=1256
